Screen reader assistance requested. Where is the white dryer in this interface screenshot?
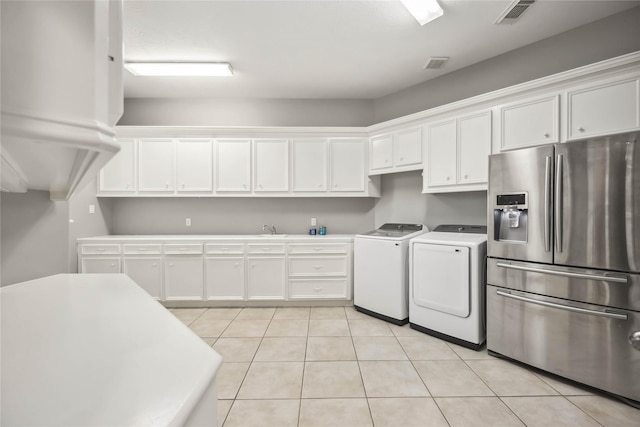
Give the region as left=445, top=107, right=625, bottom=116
left=354, top=223, right=428, bottom=325
left=409, top=225, right=487, bottom=349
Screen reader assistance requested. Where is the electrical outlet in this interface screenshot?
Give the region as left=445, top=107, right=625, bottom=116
left=311, top=217, right=317, bottom=226
left=185, top=218, right=191, bottom=227
left=89, top=204, right=95, bottom=214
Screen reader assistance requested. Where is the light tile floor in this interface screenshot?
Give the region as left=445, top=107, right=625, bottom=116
left=170, top=306, right=640, bottom=427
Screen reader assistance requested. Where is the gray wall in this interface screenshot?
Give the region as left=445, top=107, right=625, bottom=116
left=1, top=179, right=113, bottom=286
left=68, top=178, right=114, bottom=273
left=111, top=197, right=375, bottom=235
left=373, top=171, right=487, bottom=230
left=373, top=6, right=640, bottom=123
left=118, top=98, right=374, bottom=127
left=1, top=190, right=69, bottom=286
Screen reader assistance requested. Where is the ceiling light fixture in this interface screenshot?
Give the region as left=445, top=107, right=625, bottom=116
left=401, top=0, right=444, bottom=26
left=124, top=62, right=233, bottom=77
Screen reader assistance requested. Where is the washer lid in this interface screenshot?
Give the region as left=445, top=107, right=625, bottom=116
left=361, top=223, right=424, bottom=238
left=433, top=224, right=487, bottom=234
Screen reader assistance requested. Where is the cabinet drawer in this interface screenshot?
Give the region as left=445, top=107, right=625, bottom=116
left=288, top=243, right=349, bottom=254
left=163, top=243, right=203, bottom=255
left=289, top=256, right=347, bottom=276
left=205, top=243, right=245, bottom=255
left=246, top=243, right=286, bottom=254
left=81, top=244, right=120, bottom=255
left=289, top=279, right=348, bottom=299
left=123, top=244, right=162, bottom=255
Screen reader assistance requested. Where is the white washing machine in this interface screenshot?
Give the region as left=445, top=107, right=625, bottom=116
left=409, top=224, right=487, bottom=349
left=354, top=223, right=428, bottom=325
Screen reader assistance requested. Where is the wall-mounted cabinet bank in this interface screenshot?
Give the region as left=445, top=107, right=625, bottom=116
left=97, top=137, right=380, bottom=198
left=100, top=53, right=640, bottom=197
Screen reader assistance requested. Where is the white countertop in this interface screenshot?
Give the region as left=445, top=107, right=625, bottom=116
left=78, top=234, right=355, bottom=242
left=0, top=274, right=223, bottom=426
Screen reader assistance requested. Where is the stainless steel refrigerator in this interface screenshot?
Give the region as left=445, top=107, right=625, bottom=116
left=487, top=132, right=640, bottom=404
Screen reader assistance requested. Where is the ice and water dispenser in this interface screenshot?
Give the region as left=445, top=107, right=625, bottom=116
left=493, top=193, right=528, bottom=242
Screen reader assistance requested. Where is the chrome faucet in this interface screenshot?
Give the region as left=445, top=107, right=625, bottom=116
left=262, top=224, right=277, bottom=234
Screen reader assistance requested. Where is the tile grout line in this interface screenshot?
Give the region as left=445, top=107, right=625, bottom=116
left=297, top=307, right=311, bottom=427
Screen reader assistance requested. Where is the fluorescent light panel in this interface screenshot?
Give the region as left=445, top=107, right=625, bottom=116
left=124, top=62, right=233, bottom=77
left=401, top=0, right=444, bottom=25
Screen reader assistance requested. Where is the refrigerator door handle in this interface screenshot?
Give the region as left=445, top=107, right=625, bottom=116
left=554, top=154, right=563, bottom=253
left=544, top=155, right=552, bottom=252
left=496, top=290, right=628, bottom=320
left=495, top=261, right=629, bottom=283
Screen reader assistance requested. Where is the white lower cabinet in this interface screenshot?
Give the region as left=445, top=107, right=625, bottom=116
left=289, top=279, right=348, bottom=299
left=164, top=256, right=204, bottom=301
left=247, top=257, right=286, bottom=300
left=288, top=243, right=351, bottom=300
left=205, top=257, right=245, bottom=300
left=81, top=257, right=120, bottom=274
left=78, top=237, right=353, bottom=303
left=123, top=257, right=162, bottom=299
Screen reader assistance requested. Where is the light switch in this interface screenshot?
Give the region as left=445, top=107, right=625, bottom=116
left=89, top=204, right=95, bottom=214
left=186, top=218, right=191, bottom=227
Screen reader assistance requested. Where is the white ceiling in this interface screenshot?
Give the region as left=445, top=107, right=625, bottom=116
left=123, top=0, right=640, bottom=99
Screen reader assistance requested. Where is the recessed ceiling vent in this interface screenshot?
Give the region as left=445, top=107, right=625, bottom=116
left=495, top=0, right=535, bottom=24
left=424, top=56, right=449, bottom=70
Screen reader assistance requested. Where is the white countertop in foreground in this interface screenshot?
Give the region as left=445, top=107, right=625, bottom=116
left=1, top=274, right=223, bottom=426
left=78, top=234, right=355, bottom=242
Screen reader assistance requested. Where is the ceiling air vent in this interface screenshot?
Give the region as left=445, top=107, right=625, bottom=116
left=424, top=56, right=449, bottom=70
left=495, top=0, right=535, bottom=24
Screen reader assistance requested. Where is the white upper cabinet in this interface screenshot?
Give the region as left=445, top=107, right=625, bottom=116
left=99, top=138, right=136, bottom=193
left=138, top=139, right=175, bottom=192
left=427, top=120, right=457, bottom=186
left=566, top=74, right=640, bottom=140
left=498, top=94, right=559, bottom=151
left=176, top=139, right=213, bottom=192
left=368, top=127, right=422, bottom=175
left=395, top=128, right=423, bottom=167
left=0, top=0, right=122, bottom=200
left=216, top=139, right=252, bottom=192
left=369, top=135, right=394, bottom=172
left=292, top=139, right=327, bottom=192
left=425, top=111, right=492, bottom=193
left=329, top=138, right=366, bottom=192
left=458, top=112, right=492, bottom=184
left=253, top=139, right=289, bottom=192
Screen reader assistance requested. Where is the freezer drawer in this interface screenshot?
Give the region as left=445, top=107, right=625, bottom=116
left=487, top=285, right=640, bottom=402
left=487, top=258, right=640, bottom=311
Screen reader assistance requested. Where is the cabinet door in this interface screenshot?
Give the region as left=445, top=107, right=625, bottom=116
left=500, top=95, right=559, bottom=151
left=205, top=257, right=245, bottom=300
left=247, top=257, right=285, bottom=300
left=99, top=138, right=135, bottom=192
left=458, top=111, right=492, bottom=184
left=123, top=257, right=162, bottom=300
left=567, top=77, right=640, bottom=140
left=254, top=139, right=289, bottom=192
left=292, top=139, right=327, bottom=192
left=369, top=135, right=393, bottom=172
left=138, top=139, right=175, bottom=192
left=176, top=139, right=213, bottom=192
left=329, top=138, right=365, bottom=192
left=216, top=139, right=251, bottom=192
left=164, top=256, right=203, bottom=301
left=427, top=120, right=457, bottom=186
left=81, top=257, right=120, bottom=274
left=395, top=128, right=422, bottom=167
